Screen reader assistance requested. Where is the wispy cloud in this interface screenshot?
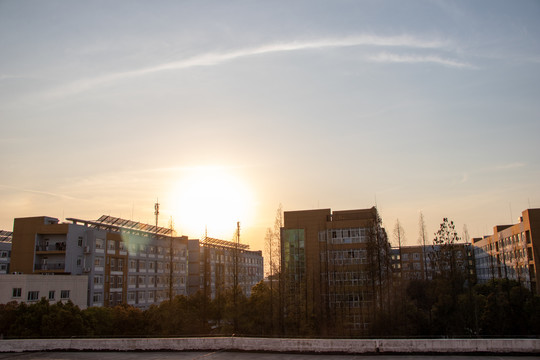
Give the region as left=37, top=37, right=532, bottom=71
left=44, top=34, right=449, bottom=99
left=368, top=52, right=475, bottom=69
left=493, top=162, right=526, bottom=170
left=0, top=184, right=79, bottom=201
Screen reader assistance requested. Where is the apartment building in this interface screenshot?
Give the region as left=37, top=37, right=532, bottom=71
left=0, top=230, right=11, bottom=274
left=188, top=236, right=263, bottom=298
left=9, top=215, right=189, bottom=308
left=281, top=207, right=390, bottom=335
left=472, top=208, right=540, bottom=294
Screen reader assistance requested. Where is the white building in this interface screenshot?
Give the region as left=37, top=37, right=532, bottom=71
left=0, top=274, right=88, bottom=308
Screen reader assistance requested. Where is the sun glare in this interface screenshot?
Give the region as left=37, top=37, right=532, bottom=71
left=167, top=166, right=255, bottom=240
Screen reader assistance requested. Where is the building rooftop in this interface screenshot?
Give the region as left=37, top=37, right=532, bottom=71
left=0, top=230, right=12, bottom=243
left=67, top=215, right=174, bottom=237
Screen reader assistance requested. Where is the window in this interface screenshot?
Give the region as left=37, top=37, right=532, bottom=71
left=12, top=288, right=21, bottom=298
left=49, top=290, right=55, bottom=300
left=0, top=251, right=8, bottom=258
left=78, top=236, right=83, bottom=247
left=93, top=293, right=102, bottom=303
left=95, top=238, right=104, bottom=249
left=77, top=257, right=82, bottom=267
left=94, top=257, right=103, bottom=266
left=108, top=240, right=116, bottom=250
left=129, top=275, right=136, bottom=285
left=94, top=275, right=103, bottom=284
left=27, top=291, right=39, bottom=301
left=60, top=290, right=70, bottom=299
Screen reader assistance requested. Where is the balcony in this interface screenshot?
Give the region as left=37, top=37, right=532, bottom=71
left=34, top=262, right=66, bottom=273
left=36, top=243, right=66, bottom=254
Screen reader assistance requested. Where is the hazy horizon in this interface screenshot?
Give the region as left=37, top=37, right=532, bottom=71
left=1, top=0, right=540, bottom=251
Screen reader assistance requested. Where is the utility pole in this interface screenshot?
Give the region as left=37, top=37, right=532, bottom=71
left=168, top=216, right=174, bottom=302
left=233, top=221, right=240, bottom=333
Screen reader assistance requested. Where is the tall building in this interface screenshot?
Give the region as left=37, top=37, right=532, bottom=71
left=281, top=207, right=390, bottom=335
left=188, top=236, right=263, bottom=299
left=472, top=208, right=540, bottom=294
left=9, top=215, right=189, bottom=308
left=0, top=230, right=12, bottom=274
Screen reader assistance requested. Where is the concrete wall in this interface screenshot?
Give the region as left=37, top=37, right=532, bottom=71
left=1, top=337, right=539, bottom=354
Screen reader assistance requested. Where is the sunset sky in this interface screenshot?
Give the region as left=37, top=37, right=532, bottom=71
left=1, top=0, right=540, bottom=251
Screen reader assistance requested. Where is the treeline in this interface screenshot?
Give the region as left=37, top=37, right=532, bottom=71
left=371, top=278, right=540, bottom=337
left=0, top=284, right=272, bottom=338
left=1, top=278, right=539, bottom=338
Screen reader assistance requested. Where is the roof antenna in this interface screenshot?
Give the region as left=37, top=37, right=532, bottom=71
left=154, top=199, right=160, bottom=228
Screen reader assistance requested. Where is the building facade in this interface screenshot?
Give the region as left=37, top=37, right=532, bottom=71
left=0, top=274, right=87, bottom=308
left=188, top=236, right=264, bottom=299
left=391, top=243, right=475, bottom=282
left=0, top=230, right=11, bottom=274
left=472, top=208, right=540, bottom=294
left=281, top=207, right=390, bottom=335
left=10, top=215, right=189, bottom=308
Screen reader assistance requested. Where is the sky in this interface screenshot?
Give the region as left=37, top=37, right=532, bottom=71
left=1, top=0, right=540, bottom=253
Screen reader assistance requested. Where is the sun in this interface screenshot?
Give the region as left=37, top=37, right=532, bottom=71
left=167, top=166, right=255, bottom=240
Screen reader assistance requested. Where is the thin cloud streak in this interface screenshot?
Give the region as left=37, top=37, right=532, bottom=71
left=368, top=52, right=475, bottom=69
left=45, top=34, right=449, bottom=99
left=0, top=184, right=79, bottom=201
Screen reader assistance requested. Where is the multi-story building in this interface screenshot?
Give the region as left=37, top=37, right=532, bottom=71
left=0, top=230, right=11, bottom=274
left=472, top=208, right=540, bottom=294
left=391, top=244, right=475, bottom=282
left=188, top=236, right=263, bottom=298
left=0, top=274, right=88, bottom=308
left=281, top=207, right=390, bottom=335
left=9, top=215, right=189, bottom=308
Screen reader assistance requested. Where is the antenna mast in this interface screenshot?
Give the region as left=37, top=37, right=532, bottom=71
left=154, top=199, right=160, bottom=228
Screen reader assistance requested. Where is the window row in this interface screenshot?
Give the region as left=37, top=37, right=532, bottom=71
left=12, top=288, right=70, bottom=301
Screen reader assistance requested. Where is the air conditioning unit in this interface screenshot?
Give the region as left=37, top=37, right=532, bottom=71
left=83, top=267, right=91, bottom=273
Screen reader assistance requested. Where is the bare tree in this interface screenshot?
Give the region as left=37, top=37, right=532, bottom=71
left=393, top=219, right=405, bottom=272
left=419, top=212, right=428, bottom=280
left=264, top=204, right=282, bottom=334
